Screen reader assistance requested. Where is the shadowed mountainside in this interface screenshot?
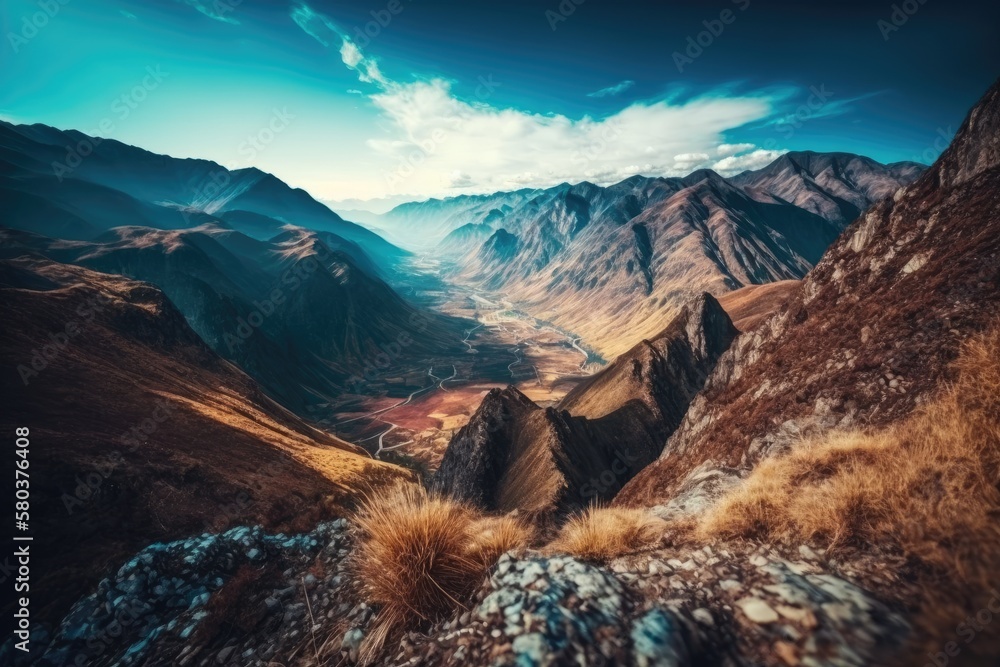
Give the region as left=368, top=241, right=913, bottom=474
left=0, top=256, right=412, bottom=630
left=0, top=224, right=466, bottom=412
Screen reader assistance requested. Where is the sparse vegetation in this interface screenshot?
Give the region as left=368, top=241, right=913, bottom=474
left=350, top=484, right=531, bottom=663
left=700, top=329, right=1000, bottom=650
left=546, top=506, right=668, bottom=563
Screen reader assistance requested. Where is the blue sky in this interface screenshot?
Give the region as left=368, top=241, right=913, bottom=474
left=1, top=0, right=997, bottom=208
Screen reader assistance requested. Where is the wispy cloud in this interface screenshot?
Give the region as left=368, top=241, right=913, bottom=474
left=763, top=91, right=884, bottom=128
left=289, top=3, right=793, bottom=197
left=587, top=80, right=636, bottom=98
left=173, top=0, right=240, bottom=24
left=291, top=3, right=340, bottom=46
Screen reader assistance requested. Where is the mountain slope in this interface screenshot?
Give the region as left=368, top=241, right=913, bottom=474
left=432, top=295, right=738, bottom=515
left=0, top=224, right=465, bottom=411
left=0, top=256, right=412, bottom=629
left=616, top=78, right=1000, bottom=512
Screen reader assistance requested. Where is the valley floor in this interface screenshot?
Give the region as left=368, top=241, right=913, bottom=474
left=314, top=255, right=606, bottom=471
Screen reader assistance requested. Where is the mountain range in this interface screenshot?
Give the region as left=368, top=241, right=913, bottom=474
left=363, top=152, right=924, bottom=358
left=1, top=122, right=471, bottom=411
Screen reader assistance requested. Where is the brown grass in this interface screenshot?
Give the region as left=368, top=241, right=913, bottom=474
left=545, top=506, right=668, bottom=563
left=350, top=484, right=531, bottom=663
left=700, top=329, right=1000, bottom=653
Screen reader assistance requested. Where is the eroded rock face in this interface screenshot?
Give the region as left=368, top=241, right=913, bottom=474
left=616, top=77, right=1000, bottom=511
left=432, top=294, right=739, bottom=515
left=388, top=544, right=911, bottom=667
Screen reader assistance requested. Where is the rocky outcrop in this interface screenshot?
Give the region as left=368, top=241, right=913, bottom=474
left=616, top=77, right=1000, bottom=511
left=432, top=295, right=738, bottom=515
left=16, top=520, right=912, bottom=667
left=391, top=543, right=912, bottom=667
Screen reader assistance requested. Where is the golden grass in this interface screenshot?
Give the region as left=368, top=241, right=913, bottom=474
left=350, top=484, right=531, bottom=664
left=545, top=506, right=668, bottom=563
left=700, top=329, right=1000, bottom=652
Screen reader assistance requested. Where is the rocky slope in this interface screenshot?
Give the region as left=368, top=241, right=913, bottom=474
left=439, top=155, right=921, bottom=359
left=0, top=257, right=412, bottom=634
left=432, top=295, right=738, bottom=515
left=616, top=78, right=1000, bottom=513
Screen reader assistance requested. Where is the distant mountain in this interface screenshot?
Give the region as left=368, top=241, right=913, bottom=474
left=0, top=121, right=406, bottom=267
left=359, top=188, right=549, bottom=252
left=731, top=151, right=926, bottom=225
left=0, top=256, right=411, bottom=629
left=385, top=153, right=922, bottom=358
left=0, top=224, right=465, bottom=411
left=617, top=79, right=1000, bottom=512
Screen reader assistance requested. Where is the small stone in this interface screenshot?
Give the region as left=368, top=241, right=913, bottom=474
left=719, top=579, right=742, bottom=593
left=736, top=597, right=779, bottom=624
left=216, top=646, right=234, bottom=663
left=798, top=545, right=819, bottom=561
left=691, top=608, right=714, bottom=626
left=774, top=640, right=800, bottom=666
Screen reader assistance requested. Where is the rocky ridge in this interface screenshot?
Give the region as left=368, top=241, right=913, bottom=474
left=432, top=294, right=738, bottom=515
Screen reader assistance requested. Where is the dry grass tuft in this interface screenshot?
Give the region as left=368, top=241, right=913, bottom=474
left=545, top=506, right=668, bottom=563
left=469, top=515, right=536, bottom=568
left=700, top=329, right=1000, bottom=652
left=350, top=484, right=531, bottom=663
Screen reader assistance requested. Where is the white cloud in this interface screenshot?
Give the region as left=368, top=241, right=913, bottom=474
left=289, top=3, right=791, bottom=198
left=716, top=142, right=755, bottom=156
left=174, top=0, right=239, bottom=24
left=712, top=148, right=789, bottom=174
left=290, top=3, right=339, bottom=46
left=587, top=80, right=635, bottom=98
left=366, top=77, right=782, bottom=195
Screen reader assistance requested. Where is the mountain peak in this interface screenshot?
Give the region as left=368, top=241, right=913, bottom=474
left=931, top=77, right=1000, bottom=189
